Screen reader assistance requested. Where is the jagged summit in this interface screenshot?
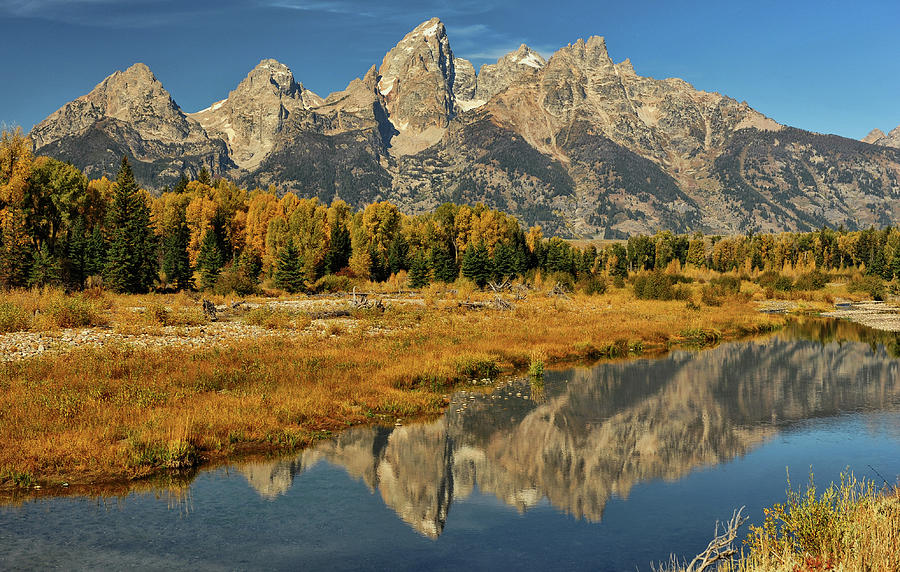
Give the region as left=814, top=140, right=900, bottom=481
left=376, top=17, right=456, bottom=155
left=189, top=58, right=324, bottom=170
left=862, top=126, right=900, bottom=149
left=473, top=43, right=547, bottom=102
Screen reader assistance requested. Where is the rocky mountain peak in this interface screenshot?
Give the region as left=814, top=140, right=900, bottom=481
left=376, top=17, right=456, bottom=154
left=474, top=44, right=547, bottom=102
left=244, top=58, right=302, bottom=97
left=862, top=128, right=887, bottom=143
left=189, top=58, right=323, bottom=170
left=862, top=126, right=900, bottom=149
left=31, top=62, right=207, bottom=150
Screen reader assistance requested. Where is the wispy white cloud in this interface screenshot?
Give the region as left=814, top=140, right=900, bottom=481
left=0, top=0, right=223, bottom=28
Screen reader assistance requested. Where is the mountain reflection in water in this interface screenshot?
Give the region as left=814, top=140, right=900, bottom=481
left=237, top=321, right=900, bottom=538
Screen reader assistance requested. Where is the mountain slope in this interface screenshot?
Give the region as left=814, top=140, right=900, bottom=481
left=29, top=19, right=900, bottom=235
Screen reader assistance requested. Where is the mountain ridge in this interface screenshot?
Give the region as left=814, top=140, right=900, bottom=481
left=30, top=18, right=900, bottom=236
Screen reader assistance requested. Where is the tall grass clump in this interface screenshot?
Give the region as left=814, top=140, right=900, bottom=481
left=46, top=292, right=106, bottom=328
left=0, top=301, right=30, bottom=333
left=528, top=349, right=545, bottom=379
left=737, top=472, right=900, bottom=571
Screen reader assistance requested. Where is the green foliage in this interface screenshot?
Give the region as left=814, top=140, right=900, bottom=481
left=325, top=222, right=351, bottom=273
left=632, top=270, right=689, bottom=301
left=103, top=156, right=156, bottom=293
left=461, top=242, right=492, bottom=288
left=430, top=242, right=458, bottom=283
left=408, top=251, right=430, bottom=289
left=274, top=240, right=305, bottom=293
left=455, top=355, right=500, bottom=381
left=757, top=270, right=794, bottom=291
left=311, top=273, right=354, bottom=293
left=578, top=274, right=607, bottom=295
left=27, top=243, right=60, bottom=287
left=793, top=269, right=829, bottom=291
left=847, top=275, right=886, bottom=300
left=161, top=209, right=192, bottom=290
left=196, top=228, right=223, bottom=291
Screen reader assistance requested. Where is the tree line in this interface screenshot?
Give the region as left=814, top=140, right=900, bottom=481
left=2, top=129, right=899, bottom=295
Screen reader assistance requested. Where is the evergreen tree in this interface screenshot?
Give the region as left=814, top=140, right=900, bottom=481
left=196, top=228, right=223, bottom=290
left=161, top=209, right=193, bottom=290
left=431, top=242, right=457, bottom=283
left=65, top=215, right=89, bottom=288
left=461, top=242, right=491, bottom=288
left=197, top=167, right=212, bottom=185
left=85, top=226, right=107, bottom=279
left=274, top=240, right=305, bottom=293
left=27, top=243, right=61, bottom=287
left=104, top=157, right=157, bottom=293
left=326, top=222, right=351, bottom=273
left=408, top=251, right=430, bottom=289
left=173, top=175, right=189, bottom=194
left=492, top=242, right=516, bottom=280
left=369, top=245, right=390, bottom=282
left=387, top=233, right=409, bottom=275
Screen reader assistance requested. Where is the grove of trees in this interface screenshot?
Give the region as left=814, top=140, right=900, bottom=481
left=2, top=128, right=900, bottom=295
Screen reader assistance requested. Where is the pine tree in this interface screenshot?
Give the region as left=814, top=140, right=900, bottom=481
left=85, top=226, right=107, bottom=279
left=197, top=167, right=212, bottom=185
left=408, top=252, right=430, bottom=289
left=196, top=228, right=223, bottom=291
left=27, top=243, right=61, bottom=287
left=237, top=250, right=262, bottom=284
left=161, top=209, right=192, bottom=290
left=387, top=233, right=409, bottom=275
left=431, top=242, right=457, bottom=283
left=274, top=240, right=305, bottom=293
left=492, top=242, right=516, bottom=280
left=326, top=223, right=351, bottom=273
left=461, top=242, right=491, bottom=288
left=104, top=156, right=157, bottom=293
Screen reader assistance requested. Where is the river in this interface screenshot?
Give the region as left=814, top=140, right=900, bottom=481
left=2, top=319, right=899, bottom=570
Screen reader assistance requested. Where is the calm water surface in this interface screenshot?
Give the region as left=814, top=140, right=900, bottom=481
left=2, top=320, right=899, bottom=570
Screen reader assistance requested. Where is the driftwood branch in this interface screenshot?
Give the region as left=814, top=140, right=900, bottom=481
left=684, top=506, right=747, bottom=572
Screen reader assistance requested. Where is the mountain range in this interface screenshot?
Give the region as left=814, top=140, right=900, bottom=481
left=30, top=18, right=900, bottom=237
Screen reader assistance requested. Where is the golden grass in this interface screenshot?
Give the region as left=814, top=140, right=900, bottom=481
left=0, top=281, right=786, bottom=490
left=659, top=475, right=899, bottom=572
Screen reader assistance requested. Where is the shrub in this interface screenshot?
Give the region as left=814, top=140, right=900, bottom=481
left=577, top=274, right=607, bottom=295
left=47, top=294, right=104, bottom=328
left=214, top=264, right=258, bottom=296
left=455, top=355, right=500, bottom=381
left=700, top=285, right=723, bottom=306
left=0, top=301, right=30, bottom=333
left=709, top=275, right=741, bottom=294
left=633, top=270, right=689, bottom=300
left=847, top=275, right=886, bottom=300
left=757, top=270, right=793, bottom=291
left=793, top=270, right=829, bottom=291
left=312, top=274, right=354, bottom=294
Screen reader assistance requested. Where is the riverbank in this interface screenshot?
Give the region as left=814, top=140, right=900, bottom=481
left=0, top=281, right=792, bottom=492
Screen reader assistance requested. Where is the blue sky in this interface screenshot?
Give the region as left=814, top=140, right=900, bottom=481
left=1, top=0, right=898, bottom=139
